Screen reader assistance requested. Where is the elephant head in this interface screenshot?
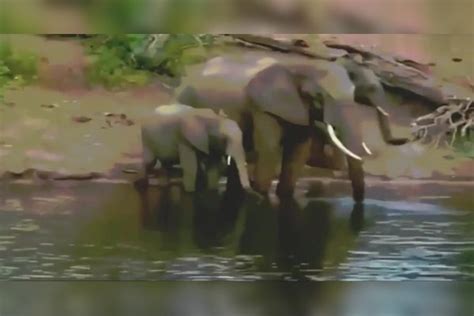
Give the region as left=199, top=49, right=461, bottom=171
left=217, top=117, right=253, bottom=191
left=339, top=56, right=409, bottom=145
left=179, top=109, right=253, bottom=191
left=246, top=62, right=406, bottom=162
left=145, top=104, right=253, bottom=194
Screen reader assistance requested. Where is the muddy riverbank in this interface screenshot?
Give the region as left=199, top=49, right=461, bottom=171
left=1, top=35, right=472, bottom=182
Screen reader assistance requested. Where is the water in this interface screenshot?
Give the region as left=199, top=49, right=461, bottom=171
left=0, top=179, right=472, bottom=281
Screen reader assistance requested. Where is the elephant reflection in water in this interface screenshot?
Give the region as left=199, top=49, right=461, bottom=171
left=134, top=180, right=247, bottom=251
left=135, top=179, right=365, bottom=279
left=239, top=198, right=365, bottom=278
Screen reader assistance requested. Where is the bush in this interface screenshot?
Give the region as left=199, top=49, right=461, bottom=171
left=0, top=39, right=38, bottom=101
left=83, top=35, right=148, bottom=88
left=453, top=136, right=474, bottom=158
left=83, top=34, right=215, bottom=89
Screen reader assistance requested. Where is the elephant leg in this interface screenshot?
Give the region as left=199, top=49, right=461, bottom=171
left=347, top=157, right=365, bottom=203
left=225, top=157, right=257, bottom=193
left=178, top=143, right=198, bottom=192
left=142, top=142, right=156, bottom=178
left=206, top=161, right=221, bottom=191
left=252, top=112, right=282, bottom=194
left=244, top=151, right=257, bottom=185
left=247, top=162, right=256, bottom=184
left=276, top=137, right=312, bottom=198
left=350, top=202, right=365, bottom=233
left=226, top=158, right=243, bottom=192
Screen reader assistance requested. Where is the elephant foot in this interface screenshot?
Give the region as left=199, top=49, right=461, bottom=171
left=249, top=173, right=272, bottom=196
left=250, top=183, right=270, bottom=197
left=134, top=178, right=149, bottom=192
left=226, top=174, right=244, bottom=192
left=276, top=183, right=295, bottom=199
left=245, top=188, right=266, bottom=203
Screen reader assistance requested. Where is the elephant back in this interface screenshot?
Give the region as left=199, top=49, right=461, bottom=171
left=245, top=64, right=312, bottom=126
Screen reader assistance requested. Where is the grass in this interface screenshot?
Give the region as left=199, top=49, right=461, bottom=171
left=0, top=38, right=38, bottom=102
left=453, top=136, right=474, bottom=158
left=82, top=34, right=214, bottom=89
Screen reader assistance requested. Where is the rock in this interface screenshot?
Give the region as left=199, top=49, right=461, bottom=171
left=124, top=119, right=134, bottom=126
left=41, top=103, right=59, bottom=109
left=3, top=168, right=37, bottom=178
left=72, top=116, right=92, bottom=123
left=51, top=172, right=102, bottom=180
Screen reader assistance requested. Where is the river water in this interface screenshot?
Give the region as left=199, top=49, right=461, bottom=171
left=1, top=179, right=472, bottom=282
left=0, top=33, right=473, bottom=315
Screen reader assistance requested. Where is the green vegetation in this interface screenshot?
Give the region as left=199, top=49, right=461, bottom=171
left=84, top=0, right=212, bottom=33
left=0, top=39, right=38, bottom=102
left=83, top=34, right=215, bottom=89
left=453, top=136, right=474, bottom=158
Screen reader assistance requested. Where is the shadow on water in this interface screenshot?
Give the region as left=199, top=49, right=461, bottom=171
left=133, top=180, right=366, bottom=281
left=238, top=196, right=366, bottom=280
left=0, top=179, right=472, bottom=281
left=135, top=180, right=247, bottom=251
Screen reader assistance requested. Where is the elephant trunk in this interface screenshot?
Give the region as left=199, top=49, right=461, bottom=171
left=376, top=110, right=410, bottom=145
left=367, top=91, right=410, bottom=145
left=226, top=141, right=251, bottom=190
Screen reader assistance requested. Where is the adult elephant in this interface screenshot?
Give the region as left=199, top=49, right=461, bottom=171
left=141, top=104, right=254, bottom=195
left=176, top=52, right=408, bottom=201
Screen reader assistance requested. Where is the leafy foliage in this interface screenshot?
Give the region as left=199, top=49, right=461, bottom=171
left=83, top=34, right=215, bottom=88
left=83, top=35, right=150, bottom=88
left=0, top=39, right=38, bottom=102
left=453, top=136, right=474, bottom=158
left=84, top=0, right=212, bottom=33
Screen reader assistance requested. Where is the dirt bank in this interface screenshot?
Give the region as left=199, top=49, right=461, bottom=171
left=0, top=35, right=472, bottom=183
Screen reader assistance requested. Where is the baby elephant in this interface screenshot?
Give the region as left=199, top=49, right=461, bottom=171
left=141, top=103, right=253, bottom=194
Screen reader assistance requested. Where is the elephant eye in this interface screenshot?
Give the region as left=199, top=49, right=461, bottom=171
left=315, top=93, right=325, bottom=106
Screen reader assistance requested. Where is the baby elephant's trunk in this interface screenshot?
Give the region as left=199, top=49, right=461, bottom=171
left=221, top=119, right=251, bottom=190
left=226, top=142, right=251, bottom=190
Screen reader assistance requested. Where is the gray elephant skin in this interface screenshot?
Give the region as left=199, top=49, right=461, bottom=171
left=176, top=51, right=408, bottom=202
left=141, top=104, right=251, bottom=193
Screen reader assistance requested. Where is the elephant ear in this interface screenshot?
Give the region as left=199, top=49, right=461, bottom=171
left=246, top=64, right=310, bottom=126
left=181, top=115, right=210, bottom=155
left=288, top=64, right=328, bottom=98
left=348, top=62, right=392, bottom=114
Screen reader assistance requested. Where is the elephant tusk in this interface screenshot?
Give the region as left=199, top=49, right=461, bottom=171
left=376, top=106, right=389, bottom=116
left=227, top=156, right=231, bottom=166
left=362, top=142, right=373, bottom=155
left=327, top=125, right=362, bottom=161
